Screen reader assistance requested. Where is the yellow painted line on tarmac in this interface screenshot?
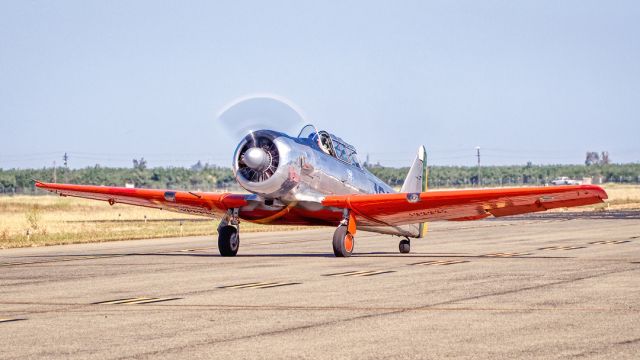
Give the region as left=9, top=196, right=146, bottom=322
left=483, top=252, right=531, bottom=257
left=94, top=297, right=153, bottom=305
left=410, top=260, right=469, bottom=266
left=323, top=270, right=395, bottom=277
left=92, top=297, right=181, bottom=305
left=538, top=245, right=586, bottom=251
left=589, top=240, right=630, bottom=245
left=220, top=281, right=275, bottom=289
left=324, top=270, right=373, bottom=276
left=125, top=297, right=182, bottom=304
left=219, top=281, right=300, bottom=289
left=247, top=282, right=301, bottom=289
left=351, top=270, right=396, bottom=277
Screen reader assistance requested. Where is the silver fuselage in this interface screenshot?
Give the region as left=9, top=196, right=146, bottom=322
left=233, top=130, right=394, bottom=201
left=232, top=130, right=418, bottom=237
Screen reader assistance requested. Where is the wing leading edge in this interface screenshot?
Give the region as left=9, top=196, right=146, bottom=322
left=35, top=182, right=248, bottom=218
left=322, top=185, right=607, bottom=226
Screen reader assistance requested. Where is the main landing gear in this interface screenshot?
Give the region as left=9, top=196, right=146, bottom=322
left=399, top=238, right=410, bottom=254
left=331, top=211, right=413, bottom=257
left=333, top=210, right=357, bottom=257
left=218, top=208, right=240, bottom=256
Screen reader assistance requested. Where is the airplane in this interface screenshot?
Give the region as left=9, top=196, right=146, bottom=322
left=36, top=123, right=608, bottom=257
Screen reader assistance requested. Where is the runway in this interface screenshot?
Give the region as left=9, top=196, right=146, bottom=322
left=1, top=213, right=639, bottom=359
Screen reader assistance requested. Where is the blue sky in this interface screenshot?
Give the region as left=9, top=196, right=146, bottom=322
left=1, top=0, right=638, bottom=168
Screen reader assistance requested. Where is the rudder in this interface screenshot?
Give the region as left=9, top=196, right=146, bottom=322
left=401, top=146, right=428, bottom=238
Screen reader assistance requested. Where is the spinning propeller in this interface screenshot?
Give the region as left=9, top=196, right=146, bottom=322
left=217, top=94, right=307, bottom=182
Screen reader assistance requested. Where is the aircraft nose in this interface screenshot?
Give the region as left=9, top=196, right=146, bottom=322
left=242, top=147, right=270, bottom=171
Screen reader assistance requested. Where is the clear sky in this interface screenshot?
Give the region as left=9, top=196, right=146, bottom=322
left=1, top=0, right=638, bottom=169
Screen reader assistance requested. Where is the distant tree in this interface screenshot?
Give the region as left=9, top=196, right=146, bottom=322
left=190, top=160, right=204, bottom=172
left=585, top=152, right=600, bottom=166
left=132, top=158, right=147, bottom=171
left=600, top=151, right=610, bottom=165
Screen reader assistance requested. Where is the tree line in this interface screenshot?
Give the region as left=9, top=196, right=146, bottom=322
left=1, top=162, right=639, bottom=195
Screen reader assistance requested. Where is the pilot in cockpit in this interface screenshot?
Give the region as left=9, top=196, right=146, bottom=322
left=311, top=132, right=335, bottom=157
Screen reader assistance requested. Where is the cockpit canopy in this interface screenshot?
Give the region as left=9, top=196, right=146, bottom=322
left=298, top=124, right=361, bottom=168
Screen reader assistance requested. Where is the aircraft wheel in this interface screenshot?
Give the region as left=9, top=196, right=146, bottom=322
left=218, top=225, right=239, bottom=256
left=332, top=226, right=354, bottom=257
left=399, top=238, right=410, bottom=254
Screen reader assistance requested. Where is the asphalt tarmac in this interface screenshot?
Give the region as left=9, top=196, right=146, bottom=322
left=1, top=212, right=639, bottom=359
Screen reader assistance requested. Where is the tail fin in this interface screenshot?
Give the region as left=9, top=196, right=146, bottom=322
left=401, top=146, right=428, bottom=238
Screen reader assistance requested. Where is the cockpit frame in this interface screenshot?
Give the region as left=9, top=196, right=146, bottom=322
left=297, top=124, right=361, bottom=169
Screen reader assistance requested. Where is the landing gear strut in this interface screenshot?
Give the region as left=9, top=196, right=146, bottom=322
left=333, top=210, right=356, bottom=257
left=218, top=208, right=240, bottom=257
left=399, top=238, right=410, bottom=254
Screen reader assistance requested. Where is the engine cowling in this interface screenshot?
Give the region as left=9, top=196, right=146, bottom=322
left=233, top=130, right=300, bottom=198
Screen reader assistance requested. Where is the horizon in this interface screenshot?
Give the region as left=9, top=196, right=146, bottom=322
left=2, top=158, right=638, bottom=171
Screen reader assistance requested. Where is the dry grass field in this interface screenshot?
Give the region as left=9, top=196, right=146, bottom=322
left=0, top=195, right=311, bottom=249
left=1, top=184, right=638, bottom=249
left=593, top=183, right=640, bottom=209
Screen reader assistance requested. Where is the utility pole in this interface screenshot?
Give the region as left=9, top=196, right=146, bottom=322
left=53, top=161, right=57, bottom=183
left=475, top=146, right=481, bottom=187
left=63, top=153, right=69, bottom=183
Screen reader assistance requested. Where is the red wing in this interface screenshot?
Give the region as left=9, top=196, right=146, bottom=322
left=322, top=185, right=607, bottom=226
left=35, top=182, right=248, bottom=218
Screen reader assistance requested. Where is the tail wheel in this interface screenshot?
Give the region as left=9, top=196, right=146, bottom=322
left=332, top=225, right=354, bottom=257
left=218, top=225, right=239, bottom=256
left=399, top=238, right=410, bottom=254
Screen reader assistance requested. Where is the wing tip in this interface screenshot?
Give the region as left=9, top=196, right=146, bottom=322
left=578, top=184, right=608, bottom=200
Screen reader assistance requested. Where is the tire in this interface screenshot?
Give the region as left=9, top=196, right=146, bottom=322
left=332, top=226, right=354, bottom=257
left=399, top=239, right=410, bottom=254
left=218, top=225, right=239, bottom=257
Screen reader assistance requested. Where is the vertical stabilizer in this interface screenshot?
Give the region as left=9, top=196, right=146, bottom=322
left=401, top=145, right=426, bottom=193
left=400, top=146, right=428, bottom=238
